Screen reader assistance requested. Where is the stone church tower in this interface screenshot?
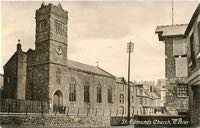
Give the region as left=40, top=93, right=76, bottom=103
left=26, top=3, right=69, bottom=102
left=35, top=3, right=68, bottom=64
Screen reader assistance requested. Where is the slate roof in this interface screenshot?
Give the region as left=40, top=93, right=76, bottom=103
left=152, top=92, right=160, bottom=99
left=155, top=24, right=188, bottom=41
left=67, top=59, right=115, bottom=78
left=143, top=92, right=149, bottom=98
left=116, top=77, right=127, bottom=84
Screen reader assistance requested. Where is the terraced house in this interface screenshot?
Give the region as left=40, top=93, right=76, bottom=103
left=185, top=4, right=200, bottom=127
left=155, top=24, right=189, bottom=115
left=156, top=3, right=200, bottom=127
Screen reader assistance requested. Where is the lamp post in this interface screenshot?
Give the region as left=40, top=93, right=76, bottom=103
left=127, top=41, right=134, bottom=124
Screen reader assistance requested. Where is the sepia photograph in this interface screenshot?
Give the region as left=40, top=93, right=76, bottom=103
left=0, top=0, right=200, bottom=127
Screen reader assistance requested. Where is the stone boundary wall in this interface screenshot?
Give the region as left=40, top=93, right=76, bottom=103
left=0, top=114, right=110, bottom=127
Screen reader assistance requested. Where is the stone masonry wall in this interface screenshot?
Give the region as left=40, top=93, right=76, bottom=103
left=16, top=51, right=27, bottom=99
left=48, top=63, right=117, bottom=116
left=0, top=115, right=110, bottom=127
left=165, top=38, right=175, bottom=79
left=164, top=38, right=189, bottom=115
left=3, top=53, right=18, bottom=99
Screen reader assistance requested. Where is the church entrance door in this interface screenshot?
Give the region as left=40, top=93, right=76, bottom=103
left=53, top=90, right=63, bottom=113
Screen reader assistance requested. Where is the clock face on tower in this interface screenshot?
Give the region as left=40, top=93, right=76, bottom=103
left=56, top=47, right=63, bottom=55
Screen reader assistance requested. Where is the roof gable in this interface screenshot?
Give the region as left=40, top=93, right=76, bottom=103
left=155, top=24, right=187, bottom=41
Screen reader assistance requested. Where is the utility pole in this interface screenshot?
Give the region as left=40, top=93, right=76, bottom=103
left=127, top=41, right=134, bottom=124
left=172, top=0, right=174, bottom=25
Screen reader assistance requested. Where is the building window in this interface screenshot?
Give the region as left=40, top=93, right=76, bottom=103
left=175, top=57, right=188, bottom=77
left=56, top=69, right=61, bottom=84
left=84, top=81, right=90, bottom=102
left=39, top=20, right=47, bottom=32
left=69, top=79, right=76, bottom=101
left=139, top=98, right=143, bottom=105
left=7, top=77, right=10, bottom=84
left=97, top=84, right=102, bottom=103
left=120, top=106, right=124, bottom=115
left=173, top=38, right=186, bottom=55
left=139, top=88, right=143, bottom=95
left=108, top=86, right=112, bottom=103
left=131, top=95, right=134, bottom=102
left=150, top=86, right=153, bottom=92
left=140, top=107, right=142, bottom=114
left=131, top=87, right=134, bottom=92
left=55, top=20, right=64, bottom=33
left=144, top=98, right=147, bottom=105
left=177, top=84, right=188, bottom=97
left=132, top=106, right=134, bottom=115
left=120, top=94, right=124, bottom=103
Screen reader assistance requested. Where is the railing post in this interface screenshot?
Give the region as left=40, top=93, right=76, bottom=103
left=77, top=107, right=79, bottom=116
left=95, top=108, right=97, bottom=116
left=66, top=107, right=69, bottom=116
left=103, top=109, right=104, bottom=116
left=55, top=107, right=57, bottom=116
left=63, top=106, right=66, bottom=115
left=110, top=109, right=111, bottom=117
left=116, top=109, right=118, bottom=117
left=87, top=108, right=89, bottom=116
left=7, top=104, right=10, bottom=115
left=41, top=102, right=44, bottom=116
left=26, top=105, right=28, bottom=115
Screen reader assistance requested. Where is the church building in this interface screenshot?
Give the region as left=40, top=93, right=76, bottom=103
left=3, top=3, right=117, bottom=115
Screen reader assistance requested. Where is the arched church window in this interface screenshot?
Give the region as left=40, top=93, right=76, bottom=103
left=120, top=94, right=124, bottom=103
left=97, top=83, right=102, bottom=103
left=69, top=78, right=76, bottom=101
left=56, top=69, right=61, bottom=84
left=84, top=81, right=90, bottom=102
left=119, top=106, right=124, bottom=116
left=108, top=86, right=112, bottom=103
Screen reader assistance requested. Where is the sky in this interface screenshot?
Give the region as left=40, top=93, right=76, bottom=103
left=0, top=0, right=199, bottom=82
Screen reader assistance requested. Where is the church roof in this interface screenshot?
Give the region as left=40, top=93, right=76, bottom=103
left=67, top=60, right=115, bottom=79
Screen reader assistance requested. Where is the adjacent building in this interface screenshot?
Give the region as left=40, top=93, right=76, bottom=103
left=116, top=77, right=128, bottom=116
left=134, top=81, right=162, bottom=115
left=0, top=74, right=3, bottom=98
left=155, top=79, right=166, bottom=107
left=155, top=24, right=189, bottom=115
left=115, top=77, right=137, bottom=117
left=185, top=4, right=200, bottom=127
left=155, top=3, right=200, bottom=126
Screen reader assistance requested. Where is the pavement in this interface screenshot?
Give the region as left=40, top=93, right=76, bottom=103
left=0, top=125, right=135, bottom=128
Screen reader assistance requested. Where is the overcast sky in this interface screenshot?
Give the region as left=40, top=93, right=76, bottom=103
left=0, top=0, right=199, bottom=82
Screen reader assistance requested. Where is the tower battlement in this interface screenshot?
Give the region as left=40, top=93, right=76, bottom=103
left=36, top=3, right=68, bottom=19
